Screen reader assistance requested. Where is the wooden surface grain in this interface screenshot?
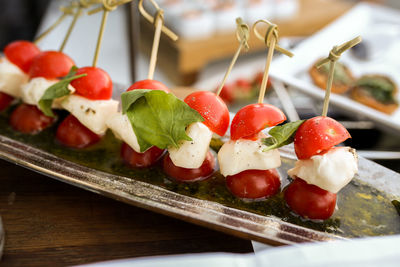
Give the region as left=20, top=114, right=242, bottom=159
left=0, top=160, right=253, bottom=266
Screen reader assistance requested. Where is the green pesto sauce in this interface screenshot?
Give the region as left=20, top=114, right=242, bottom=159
left=356, top=76, right=397, bottom=104
left=320, top=62, right=353, bottom=85
left=0, top=108, right=399, bottom=238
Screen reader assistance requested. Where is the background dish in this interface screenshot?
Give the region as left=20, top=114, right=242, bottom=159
left=270, top=3, right=400, bottom=132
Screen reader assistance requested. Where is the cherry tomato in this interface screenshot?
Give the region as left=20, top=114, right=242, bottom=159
left=226, top=169, right=280, bottom=199
left=294, top=116, right=351, bottom=160
left=235, top=78, right=252, bottom=93
left=70, top=67, right=112, bottom=100
left=253, top=72, right=272, bottom=89
left=230, top=103, right=286, bottom=140
left=10, top=104, right=54, bottom=134
left=121, top=142, right=164, bottom=168
left=56, top=114, right=101, bottom=148
left=284, top=177, right=337, bottom=220
left=163, top=151, right=215, bottom=182
left=127, top=79, right=170, bottom=93
left=29, top=51, right=74, bottom=80
left=4, top=40, right=40, bottom=73
left=218, top=84, right=234, bottom=104
left=184, top=91, right=230, bottom=136
left=0, top=92, right=14, bottom=112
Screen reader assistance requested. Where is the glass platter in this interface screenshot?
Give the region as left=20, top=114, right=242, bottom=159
left=0, top=85, right=400, bottom=245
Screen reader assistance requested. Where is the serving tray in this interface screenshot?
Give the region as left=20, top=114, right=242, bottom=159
left=1, top=124, right=399, bottom=245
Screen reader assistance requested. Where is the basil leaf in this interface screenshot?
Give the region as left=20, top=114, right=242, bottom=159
left=38, top=66, right=86, bottom=117
left=121, top=89, right=151, bottom=114
left=125, top=90, right=204, bottom=152
left=262, top=120, right=305, bottom=152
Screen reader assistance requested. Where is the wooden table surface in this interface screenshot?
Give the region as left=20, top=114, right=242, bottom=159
left=0, top=160, right=253, bottom=266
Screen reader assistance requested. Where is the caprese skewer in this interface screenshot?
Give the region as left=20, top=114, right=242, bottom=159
left=0, top=41, right=40, bottom=111
left=218, top=103, right=286, bottom=199
left=162, top=90, right=229, bottom=181
left=107, top=79, right=169, bottom=167
left=10, top=50, right=75, bottom=134
left=56, top=66, right=118, bottom=148
left=284, top=116, right=358, bottom=220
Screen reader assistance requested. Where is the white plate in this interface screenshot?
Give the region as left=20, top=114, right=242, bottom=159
left=270, top=3, right=400, bottom=132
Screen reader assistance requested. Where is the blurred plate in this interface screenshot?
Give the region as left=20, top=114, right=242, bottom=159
left=270, top=3, right=400, bottom=132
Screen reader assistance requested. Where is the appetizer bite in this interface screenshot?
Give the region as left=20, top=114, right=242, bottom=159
left=309, top=58, right=354, bottom=94
left=351, top=75, right=399, bottom=115
left=0, top=41, right=40, bottom=111
left=285, top=116, right=358, bottom=220
left=107, top=79, right=169, bottom=167
left=108, top=0, right=180, bottom=168
left=285, top=36, right=361, bottom=220
left=10, top=50, right=75, bottom=134
left=57, top=66, right=118, bottom=148
left=218, top=19, right=293, bottom=199
left=163, top=90, right=229, bottom=181
left=218, top=103, right=286, bottom=199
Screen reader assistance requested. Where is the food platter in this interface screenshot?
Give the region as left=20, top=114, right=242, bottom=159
left=270, top=3, right=400, bottom=132
left=1, top=85, right=400, bottom=246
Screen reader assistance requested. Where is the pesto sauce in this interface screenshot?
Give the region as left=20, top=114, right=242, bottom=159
left=0, top=108, right=399, bottom=238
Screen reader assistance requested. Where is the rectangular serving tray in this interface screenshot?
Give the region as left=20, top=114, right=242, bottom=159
left=1, top=130, right=400, bottom=245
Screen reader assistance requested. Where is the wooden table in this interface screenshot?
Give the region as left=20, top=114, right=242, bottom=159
left=0, top=160, right=253, bottom=266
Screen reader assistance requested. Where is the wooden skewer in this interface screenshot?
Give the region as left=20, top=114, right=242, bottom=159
left=216, top=17, right=249, bottom=96
left=138, top=0, right=178, bottom=80
left=92, top=9, right=109, bottom=67
left=317, top=36, right=362, bottom=116
left=147, top=11, right=163, bottom=80
left=60, top=6, right=82, bottom=52
left=252, top=20, right=293, bottom=104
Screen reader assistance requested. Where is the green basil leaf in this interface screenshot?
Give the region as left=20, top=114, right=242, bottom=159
left=38, top=66, right=86, bottom=117
left=121, top=89, right=151, bottom=114
left=125, top=90, right=204, bottom=152
left=262, top=120, right=305, bottom=152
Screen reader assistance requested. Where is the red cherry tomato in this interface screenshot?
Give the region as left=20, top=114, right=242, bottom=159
left=29, top=51, right=74, bottom=80
left=163, top=151, right=215, bottom=182
left=0, top=92, right=14, bottom=112
left=284, top=178, right=337, bottom=220
left=235, top=78, right=252, bottom=93
left=127, top=79, right=170, bottom=93
left=184, top=91, right=230, bottom=136
left=253, top=72, right=272, bottom=89
left=218, top=84, right=234, bottom=104
left=70, top=67, right=112, bottom=100
left=10, top=104, right=54, bottom=134
left=56, top=115, right=101, bottom=148
left=121, top=142, right=164, bottom=168
left=4, top=41, right=40, bottom=73
left=231, top=103, right=286, bottom=140
left=226, top=169, right=280, bottom=199
left=294, top=116, right=351, bottom=160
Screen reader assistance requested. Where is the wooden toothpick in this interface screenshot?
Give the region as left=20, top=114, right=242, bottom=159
left=59, top=3, right=82, bottom=52
left=317, top=36, right=362, bottom=116
left=252, top=20, right=293, bottom=104
left=34, top=3, right=76, bottom=44
left=88, top=0, right=133, bottom=67
left=138, top=0, right=178, bottom=80
left=216, top=17, right=249, bottom=96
